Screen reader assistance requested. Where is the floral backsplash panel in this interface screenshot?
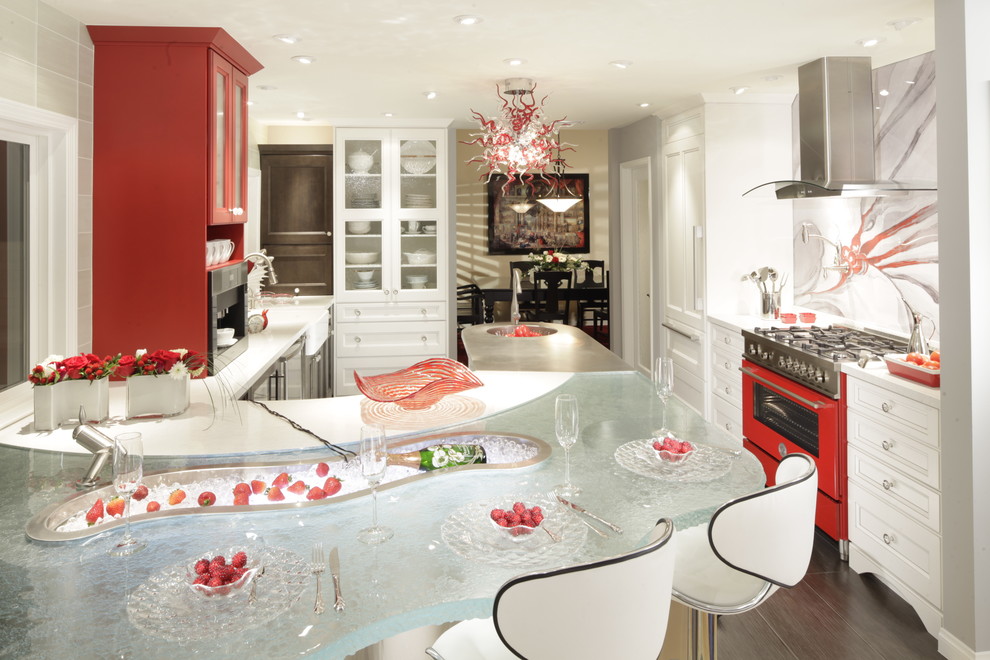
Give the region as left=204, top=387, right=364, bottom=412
left=794, top=52, right=938, bottom=342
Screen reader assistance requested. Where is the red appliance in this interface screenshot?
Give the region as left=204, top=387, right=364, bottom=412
left=740, top=325, right=909, bottom=559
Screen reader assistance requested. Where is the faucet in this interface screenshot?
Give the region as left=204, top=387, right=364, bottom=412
left=72, top=412, right=115, bottom=490
left=243, top=251, right=279, bottom=285
left=800, top=223, right=850, bottom=276
left=510, top=268, right=523, bottom=325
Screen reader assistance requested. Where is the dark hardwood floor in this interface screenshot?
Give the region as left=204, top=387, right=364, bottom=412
left=718, top=530, right=942, bottom=659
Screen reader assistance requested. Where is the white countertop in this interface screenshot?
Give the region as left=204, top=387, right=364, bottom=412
left=461, top=322, right=633, bottom=372
left=841, top=360, right=941, bottom=405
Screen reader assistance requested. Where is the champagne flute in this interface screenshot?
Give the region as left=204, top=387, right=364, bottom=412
left=653, top=357, right=675, bottom=439
left=358, top=424, right=393, bottom=545
left=108, top=432, right=146, bottom=556
left=553, top=394, right=580, bottom=497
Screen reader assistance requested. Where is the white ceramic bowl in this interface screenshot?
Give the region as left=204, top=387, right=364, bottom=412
left=345, top=252, right=380, bottom=265
left=348, top=221, right=371, bottom=234
left=347, top=150, right=374, bottom=174
left=216, top=328, right=235, bottom=343
left=355, top=269, right=375, bottom=282
left=404, top=251, right=436, bottom=265
left=401, top=156, right=436, bottom=175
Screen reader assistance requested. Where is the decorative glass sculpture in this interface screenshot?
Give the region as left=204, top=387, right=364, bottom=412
left=354, top=358, right=483, bottom=410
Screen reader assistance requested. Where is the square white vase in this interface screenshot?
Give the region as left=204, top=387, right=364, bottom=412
left=33, top=379, right=110, bottom=431
left=126, top=375, right=190, bottom=418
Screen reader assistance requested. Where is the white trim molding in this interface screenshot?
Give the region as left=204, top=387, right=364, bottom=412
left=939, top=628, right=989, bottom=660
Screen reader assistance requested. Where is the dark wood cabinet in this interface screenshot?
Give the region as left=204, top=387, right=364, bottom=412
left=259, top=145, right=333, bottom=295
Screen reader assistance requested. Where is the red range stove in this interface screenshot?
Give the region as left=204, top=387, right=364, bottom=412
left=740, top=325, right=908, bottom=559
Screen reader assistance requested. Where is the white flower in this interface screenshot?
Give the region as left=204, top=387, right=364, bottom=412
left=135, top=348, right=147, bottom=357
left=39, top=355, right=63, bottom=377
left=169, top=348, right=189, bottom=359
left=168, top=361, right=190, bottom=380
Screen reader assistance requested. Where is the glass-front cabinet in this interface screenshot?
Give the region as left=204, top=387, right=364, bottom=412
left=209, top=52, right=249, bottom=226
left=335, top=128, right=445, bottom=301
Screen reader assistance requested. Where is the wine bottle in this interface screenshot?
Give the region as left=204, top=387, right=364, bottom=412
left=387, top=444, right=487, bottom=471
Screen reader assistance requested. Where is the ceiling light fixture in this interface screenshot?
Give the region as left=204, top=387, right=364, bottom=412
left=879, top=89, right=890, bottom=96
left=454, top=15, right=483, bottom=26
left=424, top=91, right=438, bottom=100
left=857, top=38, right=881, bottom=48
left=296, top=111, right=306, bottom=119
left=464, top=78, right=569, bottom=190
left=291, top=55, right=315, bottom=64
left=537, top=133, right=581, bottom=213
left=383, top=112, right=394, bottom=118
left=730, top=86, right=749, bottom=95
left=273, top=34, right=300, bottom=44
left=504, top=58, right=526, bottom=66
left=609, top=60, right=633, bottom=69
left=639, top=102, right=650, bottom=108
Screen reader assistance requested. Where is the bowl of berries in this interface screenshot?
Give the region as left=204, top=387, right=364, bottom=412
left=187, top=548, right=261, bottom=598
left=652, top=436, right=695, bottom=464
left=490, top=502, right=545, bottom=541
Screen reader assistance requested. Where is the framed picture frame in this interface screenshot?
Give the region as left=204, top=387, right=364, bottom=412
left=486, top=173, right=590, bottom=255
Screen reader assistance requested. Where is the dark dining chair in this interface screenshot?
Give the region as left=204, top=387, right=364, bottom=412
left=577, top=268, right=609, bottom=330
left=574, top=260, right=605, bottom=288
left=526, top=270, right=573, bottom=324
left=456, top=283, right=485, bottom=328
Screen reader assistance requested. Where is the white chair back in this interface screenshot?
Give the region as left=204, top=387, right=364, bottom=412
left=492, top=518, right=676, bottom=660
left=708, top=453, right=817, bottom=588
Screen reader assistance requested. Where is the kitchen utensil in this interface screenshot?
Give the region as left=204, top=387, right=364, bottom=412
left=758, top=267, right=770, bottom=294
left=329, top=547, right=345, bottom=612
left=311, top=543, right=325, bottom=614
left=555, top=495, right=623, bottom=535
left=542, top=525, right=561, bottom=543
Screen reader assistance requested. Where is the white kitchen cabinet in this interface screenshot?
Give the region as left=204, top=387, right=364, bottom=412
left=333, top=128, right=450, bottom=395
left=845, top=368, right=942, bottom=636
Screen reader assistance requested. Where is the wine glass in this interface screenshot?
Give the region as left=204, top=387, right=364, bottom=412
left=358, top=424, right=393, bottom=545
left=553, top=394, right=580, bottom=498
left=653, top=357, right=675, bottom=439
left=108, top=432, right=146, bottom=556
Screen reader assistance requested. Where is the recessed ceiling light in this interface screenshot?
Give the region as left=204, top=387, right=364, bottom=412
left=424, top=91, right=437, bottom=100
left=383, top=112, right=394, bottom=117
left=905, top=80, right=916, bottom=85
left=453, top=15, right=483, bottom=26
left=857, top=38, right=882, bottom=48
left=291, top=55, right=315, bottom=64
left=296, top=111, right=306, bottom=119
left=246, top=100, right=254, bottom=106
left=257, top=85, right=278, bottom=91
left=879, top=89, right=890, bottom=96
left=639, top=102, right=650, bottom=108
left=610, top=60, right=633, bottom=69
left=504, top=58, right=526, bottom=67
left=730, top=86, right=749, bottom=95
left=273, top=34, right=300, bottom=44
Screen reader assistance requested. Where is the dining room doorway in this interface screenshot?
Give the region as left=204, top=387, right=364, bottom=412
left=618, top=157, right=655, bottom=376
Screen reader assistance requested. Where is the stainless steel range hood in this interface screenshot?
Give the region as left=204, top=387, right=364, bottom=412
left=744, top=56, right=936, bottom=199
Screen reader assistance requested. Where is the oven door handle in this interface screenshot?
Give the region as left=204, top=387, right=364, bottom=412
left=739, top=366, right=827, bottom=410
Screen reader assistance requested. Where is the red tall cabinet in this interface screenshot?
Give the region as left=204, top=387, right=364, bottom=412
left=89, top=27, right=262, bottom=358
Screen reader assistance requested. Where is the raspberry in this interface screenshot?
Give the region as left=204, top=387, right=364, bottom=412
left=194, top=558, right=210, bottom=575
left=193, top=575, right=210, bottom=585
left=530, top=506, right=542, bottom=515
left=231, top=551, right=247, bottom=568
left=209, top=556, right=226, bottom=571
left=508, top=514, right=522, bottom=526
left=490, top=509, right=506, bottom=520
left=532, top=513, right=544, bottom=525
left=207, top=576, right=224, bottom=588
left=522, top=518, right=537, bottom=528
left=231, top=568, right=246, bottom=581
left=512, top=502, right=526, bottom=514
left=653, top=440, right=663, bottom=451
left=496, top=518, right=510, bottom=527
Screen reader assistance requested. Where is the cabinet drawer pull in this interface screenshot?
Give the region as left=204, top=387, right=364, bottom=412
left=882, top=479, right=894, bottom=490
left=725, top=422, right=732, bottom=431
left=724, top=361, right=730, bottom=370
left=881, top=402, right=891, bottom=413
left=421, top=336, right=428, bottom=342
left=354, top=337, right=361, bottom=344
left=883, top=533, right=894, bottom=545
left=724, top=386, right=731, bottom=395
left=421, top=308, right=428, bottom=316
left=723, top=336, right=731, bottom=344
left=881, top=440, right=894, bottom=451
left=354, top=309, right=361, bottom=317
left=392, top=289, right=399, bottom=296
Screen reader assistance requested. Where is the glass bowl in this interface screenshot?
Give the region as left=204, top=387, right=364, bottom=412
left=490, top=517, right=539, bottom=541
left=187, top=549, right=262, bottom=598
left=653, top=438, right=695, bottom=464
left=354, top=358, right=483, bottom=410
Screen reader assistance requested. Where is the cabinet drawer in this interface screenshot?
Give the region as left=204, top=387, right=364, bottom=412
left=848, top=482, right=941, bottom=607
left=711, top=368, right=742, bottom=407
left=848, top=446, right=940, bottom=532
left=710, top=324, right=743, bottom=352
left=846, top=377, right=939, bottom=446
left=335, top=321, right=447, bottom=357
left=711, top=394, right=743, bottom=440
left=710, top=345, right=741, bottom=379
left=847, top=409, right=940, bottom=489
left=334, top=354, right=445, bottom=396
left=336, top=302, right=446, bottom=323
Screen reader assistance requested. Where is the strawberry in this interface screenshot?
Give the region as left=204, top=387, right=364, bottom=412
left=197, top=491, right=216, bottom=506
left=168, top=489, right=186, bottom=505
left=232, top=482, right=251, bottom=497
left=287, top=480, right=308, bottom=495
left=231, top=551, right=248, bottom=569
left=146, top=501, right=161, bottom=513
left=272, top=472, right=290, bottom=488
left=266, top=486, right=285, bottom=501
left=85, top=498, right=104, bottom=526
left=306, top=486, right=326, bottom=500
left=315, top=462, right=330, bottom=478
left=106, top=497, right=125, bottom=517
left=323, top=477, right=342, bottom=496
left=251, top=479, right=266, bottom=495
left=132, top=484, right=149, bottom=501
left=233, top=492, right=250, bottom=506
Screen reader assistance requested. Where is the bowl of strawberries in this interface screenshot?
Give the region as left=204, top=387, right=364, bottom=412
left=489, top=502, right=545, bottom=541
left=187, top=548, right=261, bottom=598
left=652, top=436, right=695, bottom=464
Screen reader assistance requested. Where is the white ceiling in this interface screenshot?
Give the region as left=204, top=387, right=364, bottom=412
left=49, top=0, right=935, bottom=130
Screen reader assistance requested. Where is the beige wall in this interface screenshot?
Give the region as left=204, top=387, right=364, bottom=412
left=454, top=128, right=610, bottom=288
left=260, top=124, right=334, bottom=146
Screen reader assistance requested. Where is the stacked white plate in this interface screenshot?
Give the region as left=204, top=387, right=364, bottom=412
left=354, top=280, right=380, bottom=289
left=351, top=194, right=380, bottom=208
left=403, top=193, right=434, bottom=208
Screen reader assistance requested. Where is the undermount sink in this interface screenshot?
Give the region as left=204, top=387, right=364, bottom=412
left=486, top=325, right=558, bottom=337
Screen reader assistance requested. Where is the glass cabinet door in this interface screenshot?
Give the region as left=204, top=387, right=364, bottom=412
left=210, top=55, right=230, bottom=224
left=396, top=138, right=439, bottom=293
left=342, top=218, right=384, bottom=293
left=342, top=137, right=385, bottom=292
left=232, top=70, right=248, bottom=219
left=343, top=139, right=383, bottom=210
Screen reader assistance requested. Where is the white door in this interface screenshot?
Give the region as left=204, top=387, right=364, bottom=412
left=619, top=157, right=654, bottom=375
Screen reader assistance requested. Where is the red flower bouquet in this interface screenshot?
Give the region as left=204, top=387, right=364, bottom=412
left=28, top=353, right=120, bottom=386
left=116, top=349, right=207, bottom=380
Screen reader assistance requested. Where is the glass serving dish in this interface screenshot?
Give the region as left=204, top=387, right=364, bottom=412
left=186, top=547, right=262, bottom=598
left=614, top=439, right=734, bottom=483
left=354, top=358, right=483, bottom=410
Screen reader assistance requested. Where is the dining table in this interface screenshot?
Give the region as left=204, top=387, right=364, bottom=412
left=472, top=275, right=609, bottom=324
left=0, top=370, right=763, bottom=659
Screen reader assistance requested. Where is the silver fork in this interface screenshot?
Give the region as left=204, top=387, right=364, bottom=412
left=312, top=543, right=326, bottom=615
left=248, top=565, right=265, bottom=604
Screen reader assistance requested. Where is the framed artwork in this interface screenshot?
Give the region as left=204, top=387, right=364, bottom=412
left=486, top=173, right=590, bottom=255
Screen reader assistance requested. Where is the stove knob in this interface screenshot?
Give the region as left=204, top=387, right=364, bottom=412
left=816, top=369, right=826, bottom=383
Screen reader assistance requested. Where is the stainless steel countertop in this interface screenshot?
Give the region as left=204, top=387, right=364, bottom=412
left=461, top=323, right=633, bottom=372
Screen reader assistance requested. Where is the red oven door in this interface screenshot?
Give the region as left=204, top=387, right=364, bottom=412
left=741, top=360, right=846, bottom=540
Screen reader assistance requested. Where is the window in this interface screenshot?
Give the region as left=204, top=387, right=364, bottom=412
left=1, top=139, right=29, bottom=393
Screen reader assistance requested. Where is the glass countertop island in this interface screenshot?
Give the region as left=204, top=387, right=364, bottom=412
left=0, top=371, right=762, bottom=659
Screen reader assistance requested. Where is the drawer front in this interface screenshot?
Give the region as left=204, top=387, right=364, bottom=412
left=846, top=377, right=939, bottom=446
left=847, top=409, right=940, bottom=489
left=334, top=355, right=444, bottom=396
left=848, top=446, right=940, bottom=532
left=711, top=367, right=742, bottom=407
left=711, top=394, right=743, bottom=440
left=848, top=482, right=941, bottom=607
left=335, top=302, right=446, bottom=323
left=335, top=321, right=447, bottom=357
left=710, top=323, right=744, bottom=352
left=710, top=345, right=741, bottom=380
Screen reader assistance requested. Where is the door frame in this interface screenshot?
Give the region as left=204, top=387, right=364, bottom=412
left=618, top=156, right=656, bottom=375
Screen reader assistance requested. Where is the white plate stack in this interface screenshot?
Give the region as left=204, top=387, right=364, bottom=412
left=402, top=193, right=434, bottom=208
left=350, top=194, right=379, bottom=208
